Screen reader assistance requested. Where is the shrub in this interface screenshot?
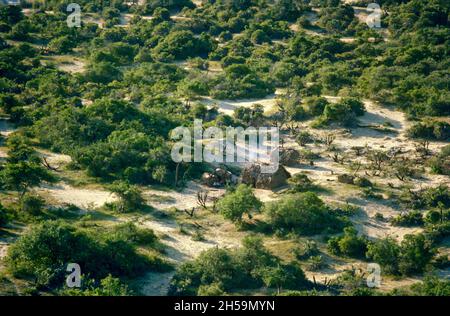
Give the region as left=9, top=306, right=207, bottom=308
left=109, top=222, right=157, bottom=246
left=0, top=203, right=8, bottom=227
left=304, top=97, right=329, bottom=117
left=320, top=98, right=365, bottom=127
left=366, top=237, right=401, bottom=275
left=6, top=221, right=153, bottom=288
left=216, top=184, right=262, bottom=225
left=265, top=192, right=347, bottom=235
left=108, top=181, right=146, bottom=213
left=407, top=120, right=450, bottom=141
left=61, top=275, right=132, bottom=296
left=367, top=233, right=436, bottom=276
left=428, top=145, right=450, bottom=175
left=328, top=227, right=368, bottom=258
left=398, top=234, right=435, bottom=276
left=169, top=236, right=309, bottom=295
left=287, top=173, right=317, bottom=193
left=20, top=194, right=45, bottom=216
left=409, top=276, right=450, bottom=296
left=390, top=211, right=424, bottom=227
left=293, top=240, right=319, bottom=260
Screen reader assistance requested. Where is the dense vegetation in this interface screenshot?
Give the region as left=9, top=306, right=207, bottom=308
left=0, top=0, right=448, bottom=298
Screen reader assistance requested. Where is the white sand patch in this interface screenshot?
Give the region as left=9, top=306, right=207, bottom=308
left=40, top=184, right=116, bottom=209
left=39, top=150, right=72, bottom=166
left=201, top=90, right=283, bottom=115
left=134, top=212, right=243, bottom=295
left=144, top=182, right=225, bottom=211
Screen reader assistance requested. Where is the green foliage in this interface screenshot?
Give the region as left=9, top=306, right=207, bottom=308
left=0, top=203, right=8, bottom=227
left=0, top=161, right=56, bottom=197
left=168, top=235, right=309, bottom=295
left=408, top=276, right=450, bottom=296
left=366, top=237, right=401, bottom=275
left=152, top=30, right=215, bottom=61
left=216, top=184, right=262, bottom=224
left=61, top=275, right=132, bottom=296
left=287, top=173, right=317, bottom=193
left=265, top=192, right=348, bottom=235
left=20, top=194, right=45, bottom=216
left=6, top=221, right=152, bottom=288
left=366, top=234, right=436, bottom=276
left=109, top=222, right=157, bottom=246
left=303, top=97, right=329, bottom=117
left=428, top=144, right=450, bottom=175
left=327, top=227, right=368, bottom=258
left=108, top=181, right=146, bottom=213
left=390, top=211, right=424, bottom=227
left=408, top=120, right=450, bottom=141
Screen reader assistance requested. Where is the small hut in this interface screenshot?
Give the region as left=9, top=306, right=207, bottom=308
left=241, top=163, right=291, bottom=189
left=201, top=168, right=235, bottom=187
left=279, top=148, right=300, bottom=166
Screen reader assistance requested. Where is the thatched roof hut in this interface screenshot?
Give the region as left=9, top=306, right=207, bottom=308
left=279, top=148, right=300, bottom=166
left=241, top=163, right=291, bottom=189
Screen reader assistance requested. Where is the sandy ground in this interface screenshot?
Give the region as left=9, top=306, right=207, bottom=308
left=41, top=55, right=86, bottom=74
left=0, top=243, right=8, bottom=260
left=0, top=119, right=15, bottom=138
left=281, top=97, right=449, bottom=242
left=202, top=89, right=283, bottom=115
left=0, top=118, right=15, bottom=160
left=39, top=183, right=117, bottom=209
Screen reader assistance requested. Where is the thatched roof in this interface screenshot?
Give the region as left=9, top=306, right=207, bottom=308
left=241, top=163, right=291, bottom=189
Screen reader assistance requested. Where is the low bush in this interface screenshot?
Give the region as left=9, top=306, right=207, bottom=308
left=265, top=192, right=349, bottom=235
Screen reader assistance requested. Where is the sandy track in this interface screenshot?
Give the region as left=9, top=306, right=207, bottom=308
left=39, top=184, right=117, bottom=209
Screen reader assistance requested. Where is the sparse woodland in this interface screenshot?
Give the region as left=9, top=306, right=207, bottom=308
left=0, top=0, right=449, bottom=297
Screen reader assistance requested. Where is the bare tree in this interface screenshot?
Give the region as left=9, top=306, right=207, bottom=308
left=197, top=190, right=209, bottom=209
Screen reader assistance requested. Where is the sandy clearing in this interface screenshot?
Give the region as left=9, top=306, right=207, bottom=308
left=144, top=181, right=225, bottom=211
left=281, top=98, right=448, bottom=242
left=0, top=119, right=15, bottom=138
left=39, top=183, right=116, bottom=209
left=38, top=150, right=72, bottom=166
left=202, top=89, right=283, bottom=115
left=133, top=207, right=245, bottom=295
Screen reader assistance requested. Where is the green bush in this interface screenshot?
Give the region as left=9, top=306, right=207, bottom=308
left=6, top=221, right=153, bottom=288
left=428, top=145, right=450, bottom=175
left=366, top=234, right=436, bottom=276
left=327, top=227, right=368, bottom=258
left=407, top=120, right=450, bottom=141
left=216, top=184, right=262, bottom=225
left=109, top=222, right=157, bottom=246
left=265, top=192, right=348, bottom=235
left=366, top=237, right=401, bottom=275
left=169, top=236, right=309, bottom=295
left=0, top=203, right=8, bottom=227
left=390, top=211, right=424, bottom=227
left=61, top=275, right=132, bottom=296
left=20, top=194, right=45, bottom=216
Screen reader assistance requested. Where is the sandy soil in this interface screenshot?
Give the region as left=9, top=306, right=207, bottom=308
left=280, top=97, right=449, bottom=242
left=39, top=184, right=117, bottom=209
left=0, top=119, right=15, bottom=138
left=0, top=243, right=8, bottom=260
left=202, top=89, right=283, bottom=115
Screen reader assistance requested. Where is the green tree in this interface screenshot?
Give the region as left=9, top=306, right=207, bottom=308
left=398, top=234, right=435, bottom=275
left=366, top=237, right=401, bottom=275
left=108, top=181, right=145, bottom=213
left=216, top=184, right=262, bottom=225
